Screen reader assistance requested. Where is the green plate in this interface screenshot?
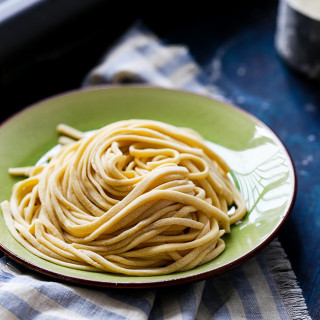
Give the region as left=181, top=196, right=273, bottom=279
left=0, top=86, right=296, bottom=288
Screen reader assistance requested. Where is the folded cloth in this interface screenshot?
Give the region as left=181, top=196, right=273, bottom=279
left=0, top=22, right=311, bottom=320
left=82, top=22, right=223, bottom=100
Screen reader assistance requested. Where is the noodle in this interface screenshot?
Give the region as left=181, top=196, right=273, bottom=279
left=1, top=119, right=246, bottom=276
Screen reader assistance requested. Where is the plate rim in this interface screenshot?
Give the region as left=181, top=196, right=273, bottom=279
left=0, top=84, right=297, bottom=288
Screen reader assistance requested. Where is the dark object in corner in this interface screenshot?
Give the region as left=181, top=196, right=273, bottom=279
left=275, top=0, right=320, bottom=81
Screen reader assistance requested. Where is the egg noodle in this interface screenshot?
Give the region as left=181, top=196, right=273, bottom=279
left=1, top=120, right=246, bottom=276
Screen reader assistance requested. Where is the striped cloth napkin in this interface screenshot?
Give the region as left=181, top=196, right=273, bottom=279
left=0, top=22, right=311, bottom=320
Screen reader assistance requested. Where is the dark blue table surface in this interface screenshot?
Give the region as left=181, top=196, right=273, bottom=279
left=143, top=1, right=320, bottom=318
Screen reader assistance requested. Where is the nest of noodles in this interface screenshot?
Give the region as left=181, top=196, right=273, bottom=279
left=1, top=120, right=246, bottom=276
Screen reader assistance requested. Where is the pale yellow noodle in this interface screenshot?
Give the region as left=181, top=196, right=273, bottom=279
left=1, top=119, right=246, bottom=276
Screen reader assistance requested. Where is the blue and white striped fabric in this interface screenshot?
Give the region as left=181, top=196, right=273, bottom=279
left=82, top=22, right=223, bottom=99
left=0, top=22, right=311, bottom=320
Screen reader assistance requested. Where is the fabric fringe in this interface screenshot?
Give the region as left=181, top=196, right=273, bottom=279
left=264, top=239, right=311, bottom=320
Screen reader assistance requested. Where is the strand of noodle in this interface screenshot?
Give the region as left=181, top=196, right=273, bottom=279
left=143, top=231, right=199, bottom=244
left=56, top=124, right=84, bottom=140
left=200, top=238, right=226, bottom=265
left=8, top=167, right=34, bottom=177
left=65, top=201, right=178, bottom=246
left=127, top=121, right=231, bottom=173
left=224, top=178, right=247, bottom=224
left=180, top=237, right=225, bottom=271
left=24, top=185, right=40, bottom=224
left=49, top=166, right=190, bottom=237
left=34, top=221, right=83, bottom=261
left=70, top=204, right=199, bottom=254
left=119, top=218, right=221, bottom=258
left=73, top=216, right=204, bottom=255
left=2, top=201, right=97, bottom=270
left=58, top=136, right=77, bottom=145
left=104, top=255, right=169, bottom=268
left=75, top=187, right=229, bottom=241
